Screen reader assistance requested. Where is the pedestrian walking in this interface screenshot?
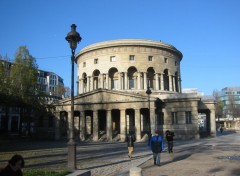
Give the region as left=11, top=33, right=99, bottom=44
left=149, top=131, right=164, bottom=166
left=0, top=154, right=25, bottom=176
left=220, top=126, right=223, bottom=134
left=166, top=130, right=174, bottom=153
left=126, top=132, right=136, bottom=159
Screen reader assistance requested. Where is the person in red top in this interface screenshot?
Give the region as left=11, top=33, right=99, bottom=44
left=0, top=154, right=25, bottom=176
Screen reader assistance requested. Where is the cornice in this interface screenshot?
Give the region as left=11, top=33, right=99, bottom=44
left=76, top=39, right=183, bottom=60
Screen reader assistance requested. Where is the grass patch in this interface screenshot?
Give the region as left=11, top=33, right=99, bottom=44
left=24, top=169, right=70, bottom=176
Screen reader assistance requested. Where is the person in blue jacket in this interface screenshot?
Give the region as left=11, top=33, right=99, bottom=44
left=149, top=131, right=164, bottom=166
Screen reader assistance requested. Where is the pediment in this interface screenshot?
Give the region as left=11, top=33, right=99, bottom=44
left=76, top=89, right=147, bottom=104
left=60, top=89, right=148, bottom=105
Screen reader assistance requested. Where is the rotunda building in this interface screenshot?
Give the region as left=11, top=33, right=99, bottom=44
left=53, top=39, right=216, bottom=142
left=76, top=39, right=182, bottom=95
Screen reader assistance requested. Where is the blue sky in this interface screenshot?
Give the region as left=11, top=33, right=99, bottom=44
left=0, top=0, right=239, bottom=95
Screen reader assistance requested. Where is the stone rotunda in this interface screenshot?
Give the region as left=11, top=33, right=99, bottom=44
left=53, top=39, right=216, bottom=141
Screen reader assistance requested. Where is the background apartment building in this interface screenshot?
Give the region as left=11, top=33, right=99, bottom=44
left=0, top=59, right=65, bottom=135
left=220, top=87, right=240, bottom=121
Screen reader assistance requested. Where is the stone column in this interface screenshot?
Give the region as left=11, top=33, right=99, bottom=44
left=124, top=72, right=128, bottom=90
left=172, top=76, right=176, bottom=92
left=169, top=74, right=173, bottom=91
left=80, top=111, right=86, bottom=141
left=76, top=80, right=79, bottom=95
left=137, top=72, right=141, bottom=90
left=87, top=76, right=90, bottom=92
left=155, top=73, right=159, bottom=90
left=106, top=74, right=109, bottom=89
left=135, top=109, right=141, bottom=141
left=106, top=110, right=112, bottom=141
left=79, top=79, right=82, bottom=94
left=120, top=109, right=126, bottom=141
left=143, top=72, right=147, bottom=89
left=54, top=112, right=60, bottom=140
left=160, top=73, right=164, bottom=91
left=210, top=109, right=216, bottom=137
left=99, top=74, right=103, bottom=89
left=90, top=76, right=94, bottom=91
left=93, top=111, right=99, bottom=141
left=118, top=72, right=122, bottom=90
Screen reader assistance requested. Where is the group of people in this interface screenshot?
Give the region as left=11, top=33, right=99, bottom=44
left=0, top=154, right=24, bottom=176
left=127, top=130, right=175, bottom=166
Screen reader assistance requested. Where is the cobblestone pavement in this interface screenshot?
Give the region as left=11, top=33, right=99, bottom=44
left=140, top=130, right=240, bottom=176
left=1, top=130, right=239, bottom=176
left=0, top=139, right=152, bottom=176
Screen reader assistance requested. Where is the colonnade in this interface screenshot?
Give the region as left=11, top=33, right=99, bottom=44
left=55, top=108, right=156, bottom=142
left=78, top=71, right=181, bottom=94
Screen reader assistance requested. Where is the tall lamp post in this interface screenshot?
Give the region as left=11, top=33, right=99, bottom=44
left=146, top=85, right=152, bottom=133
left=65, top=24, right=81, bottom=171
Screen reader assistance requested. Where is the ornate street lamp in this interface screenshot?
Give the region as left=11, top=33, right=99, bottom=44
left=146, top=85, right=152, bottom=133
left=65, top=24, right=81, bottom=171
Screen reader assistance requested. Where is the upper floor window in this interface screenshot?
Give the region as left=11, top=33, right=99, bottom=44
left=148, top=56, right=153, bottom=61
left=129, top=55, right=135, bottom=61
left=129, top=79, right=134, bottom=89
left=185, top=111, right=192, bottom=124
left=175, top=61, right=177, bottom=66
left=111, top=79, right=118, bottom=90
left=110, top=56, right=116, bottom=62
left=83, top=62, right=86, bottom=67
left=164, top=58, right=168, bottom=63
left=94, top=58, right=98, bottom=64
left=171, top=112, right=178, bottom=124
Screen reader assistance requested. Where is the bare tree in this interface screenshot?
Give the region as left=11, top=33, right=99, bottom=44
left=227, top=94, right=240, bottom=120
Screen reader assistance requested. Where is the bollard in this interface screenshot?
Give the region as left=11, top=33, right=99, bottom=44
left=129, top=167, right=142, bottom=176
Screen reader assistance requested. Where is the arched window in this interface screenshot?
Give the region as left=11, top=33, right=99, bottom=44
left=127, top=67, right=137, bottom=89
left=147, top=67, right=155, bottom=89
left=93, top=70, right=100, bottom=90
left=163, top=69, right=169, bottom=91
left=109, top=67, right=118, bottom=89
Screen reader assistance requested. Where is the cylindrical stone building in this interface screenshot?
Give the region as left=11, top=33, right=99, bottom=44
left=53, top=39, right=216, bottom=142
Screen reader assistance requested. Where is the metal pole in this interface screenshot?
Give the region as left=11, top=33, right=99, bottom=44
left=148, top=94, right=151, bottom=132
left=67, top=50, right=76, bottom=171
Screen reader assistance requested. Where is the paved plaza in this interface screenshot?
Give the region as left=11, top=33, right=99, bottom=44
left=0, top=130, right=240, bottom=176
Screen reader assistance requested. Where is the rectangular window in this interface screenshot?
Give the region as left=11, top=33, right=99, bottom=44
left=129, top=79, right=134, bottom=89
left=110, top=56, right=116, bottom=62
left=164, top=58, right=168, bottom=63
left=185, top=111, right=192, bottom=124
left=83, top=62, right=86, bottom=67
left=129, top=55, right=135, bottom=61
left=94, top=58, right=98, bottom=64
left=112, top=79, right=118, bottom=89
left=148, top=56, right=153, bottom=61
left=171, top=112, right=178, bottom=124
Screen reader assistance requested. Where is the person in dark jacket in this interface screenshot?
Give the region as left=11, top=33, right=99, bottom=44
left=0, top=154, right=25, bottom=176
left=166, top=130, right=174, bottom=153
left=126, top=133, right=136, bottom=159
left=149, top=131, right=164, bottom=166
